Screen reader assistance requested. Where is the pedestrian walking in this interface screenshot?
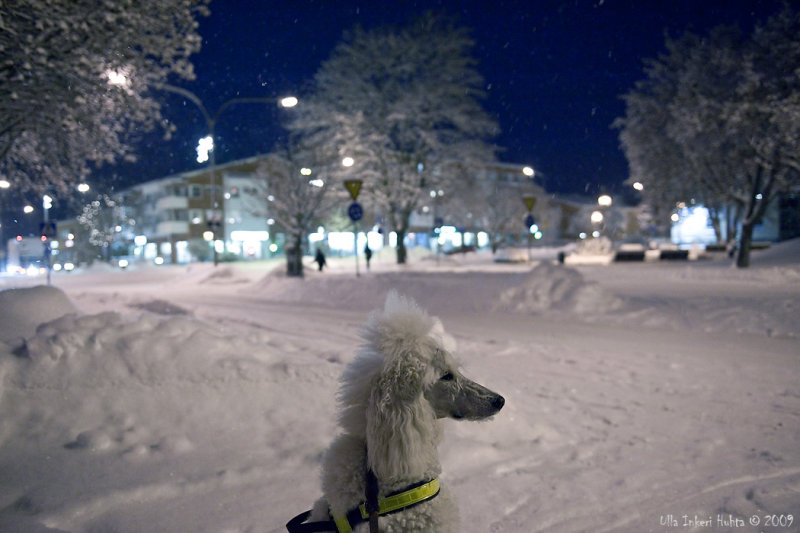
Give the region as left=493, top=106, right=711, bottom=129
left=315, top=248, right=327, bottom=271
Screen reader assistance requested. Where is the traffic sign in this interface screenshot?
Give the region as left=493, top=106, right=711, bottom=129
left=522, top=196, right=537, bottom=212
left=348, top=202, right=363, bottom=221
left=40, top=221, right=56, bottom=238
left=344, top=180, right=363, bottom=201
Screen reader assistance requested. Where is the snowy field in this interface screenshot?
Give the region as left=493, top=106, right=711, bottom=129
left=1, top=242, right=799, bottom=533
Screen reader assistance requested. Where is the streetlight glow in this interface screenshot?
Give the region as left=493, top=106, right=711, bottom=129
left=105, top=69, right=129, bottom=87
left=300, top=168, right=312, bottom=176
left=633, top=181, right=644, bottom=191
left=0, top=179, right=9, bottom=189
left=597, top=194, right=613, bottom=207
left=196, top=135, right=214, bottom=163
left=77, top=183, right=90, bottom=193
left=522, top=166, right=535, bottom=177
left=590, top=210, right=604, bottom=224
left=23, top=205, right=34, bottom=214
left=280, top=96, right=298, bottom=108
left=342, top=157, right=354, bottom=167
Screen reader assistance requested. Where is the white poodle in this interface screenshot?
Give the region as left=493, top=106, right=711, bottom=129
left=287, top=292, right=505, bottom=533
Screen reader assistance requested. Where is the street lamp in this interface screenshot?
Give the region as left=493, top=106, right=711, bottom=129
left=155, top=83, right=298, bottom=265
left=0, top=180, right=8, bottom=272
left=430, top=189, right=444, bottom=265
left=280, top=96, right=298, bottom=108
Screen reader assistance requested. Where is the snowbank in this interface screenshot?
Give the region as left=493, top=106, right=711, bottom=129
left=495, top=261, right=624, bottom=314
left=0, top=286, right=77, bottom=342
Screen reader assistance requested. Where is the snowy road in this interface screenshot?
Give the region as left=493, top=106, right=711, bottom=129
left=1, top=248, right=799, bottom=532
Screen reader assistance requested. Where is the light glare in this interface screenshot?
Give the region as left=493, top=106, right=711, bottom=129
left=196, top=135, right=214, bottom=163
left=106, top=69, right=129, bottom=86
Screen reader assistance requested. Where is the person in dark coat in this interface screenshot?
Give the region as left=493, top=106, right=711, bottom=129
left=315, top=248, right=327, bottom=271
left=364, top=244, right=372, bottom=270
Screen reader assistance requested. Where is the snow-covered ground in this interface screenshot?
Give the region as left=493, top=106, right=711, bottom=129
left=1, top=242, right=799, bottom=533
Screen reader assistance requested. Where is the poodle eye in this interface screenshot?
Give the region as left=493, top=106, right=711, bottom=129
left=440, top=372, right=455, bottom=381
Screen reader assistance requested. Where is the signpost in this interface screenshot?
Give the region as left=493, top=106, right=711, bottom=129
left=522, top=196, right=537, bottom=262
left=344, top=179, right=363, bottom=277
left=41, top=195, right=55, bottom=285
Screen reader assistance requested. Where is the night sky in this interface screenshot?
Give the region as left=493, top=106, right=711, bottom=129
left=107, top=0, right=788, bottom=197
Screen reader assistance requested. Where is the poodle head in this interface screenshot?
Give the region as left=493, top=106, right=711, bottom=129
left=337, top=292, right=504, bottom=481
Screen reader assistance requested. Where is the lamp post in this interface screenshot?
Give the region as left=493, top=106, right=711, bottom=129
left=156, top=83, right=297, bottom=266
left=430, top=189, right=444, bottom=265
left=42, top=194, right=54, bottom=285
left=0, top=179, right=8, bottom=272
left=342, top=157, right=362, bottom=277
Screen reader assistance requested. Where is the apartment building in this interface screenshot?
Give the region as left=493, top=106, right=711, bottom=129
left=121, top=156, right=270, bottom=264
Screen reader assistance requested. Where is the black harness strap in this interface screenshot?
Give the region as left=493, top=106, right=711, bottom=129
left=285, top=510, right=336, bottom=533
left=365, top=468, right=380, bottom=533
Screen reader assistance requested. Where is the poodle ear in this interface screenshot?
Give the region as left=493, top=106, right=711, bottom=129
left=430, top=317, right=457, bottom=353
left=365, top=353, right=436, bottom=481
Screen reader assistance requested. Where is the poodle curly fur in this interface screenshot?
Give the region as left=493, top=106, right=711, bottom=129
left=307, top=292, right=504, bottom=532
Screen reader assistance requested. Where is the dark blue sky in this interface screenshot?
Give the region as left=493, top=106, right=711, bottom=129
left=107, top=0, right=787, bottom=196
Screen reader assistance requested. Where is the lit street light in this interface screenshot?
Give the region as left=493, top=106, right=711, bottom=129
left=155, top=82, right=298, bottom=265
left=280, top=96, right=298, bottom=108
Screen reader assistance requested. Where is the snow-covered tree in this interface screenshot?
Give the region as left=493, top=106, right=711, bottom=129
left=458, top=178, right=521, bottom=253
left=0, top=0, right=209, bottom=195
left=76, top=193, right=127, bottom=262
left=615, top=8, right=800, bottom=267
left=249, top=149, right=335, bottom=277
left=288, top=13, right=498, bottom=264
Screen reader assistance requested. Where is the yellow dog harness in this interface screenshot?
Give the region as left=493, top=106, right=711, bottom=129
left=287, top=477, right=441, bottom=532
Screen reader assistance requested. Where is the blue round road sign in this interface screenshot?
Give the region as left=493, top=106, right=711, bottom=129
left=348, top=202, right=363, bottom=221
left=525, top=214, right=536, bottom=228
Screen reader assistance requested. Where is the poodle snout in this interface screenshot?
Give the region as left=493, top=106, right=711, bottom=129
left=427, top=376, right=505, bottom=420
left=492, top=394, right=505, bottom=411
